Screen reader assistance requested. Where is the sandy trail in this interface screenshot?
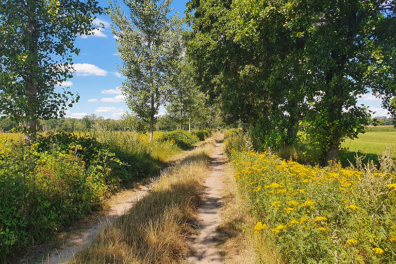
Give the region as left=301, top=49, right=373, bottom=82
left=188, top=139, right=225, bottom=264
left=39, top=184, right=151, bottom=264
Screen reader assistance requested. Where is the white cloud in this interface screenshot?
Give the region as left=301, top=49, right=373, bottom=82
left=73, top=63, right=107, bottom=76
left=80, top=27, right=107, bottom=39
left=113, top=52, right=119, bottom=56
left=112, top=111, right=125, bottom=119
left=57, top=81, right=73, bottom=86
left=101, top=95, right=125, bottom=103
left=113, top=35, right=119, bottom=39
left=95, top=107, right=124, bottom=113
left=88, top=99, right=99, bottom=103
left=93, top=18, right=110, bottom=27
left=114, top=72, right=122, bottom=78
left=70, top=112, right=88, bottom=119
left=369, top=107, right=390, bottom=117
left=102, top=87, right=122, bottom=94
left=360, top=94, right=381, bottom=102
left=155, top=112, right=166, bottom=117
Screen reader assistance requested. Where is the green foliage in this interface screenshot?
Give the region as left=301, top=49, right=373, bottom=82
left=108, top=0, right=183, bottom=141
left=185, top=0, right=396, bottom=164
left=0, top=131, right=180, bottom=261
left=0, top=0, right=103, bottom=138
left=191, top=129, right=212, bottom=141
left=160, top=130, right=199, bottom=150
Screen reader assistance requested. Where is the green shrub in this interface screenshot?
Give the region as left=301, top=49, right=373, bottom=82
left=159, top=130, right=199, bottom=150
left=0, top=131, right=180, bottom=261
left=191, top=129, right=212, bottom=141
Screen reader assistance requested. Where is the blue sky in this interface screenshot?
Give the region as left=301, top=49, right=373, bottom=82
left=60, top=0, right=389, bottom=120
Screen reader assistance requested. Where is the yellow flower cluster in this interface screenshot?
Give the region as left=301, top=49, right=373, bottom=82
left=254, top=221, right=266, bottom=234
left=230, top=148, right=396, bottom=262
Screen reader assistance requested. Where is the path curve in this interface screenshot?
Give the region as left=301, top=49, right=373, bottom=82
left=42, top=185, right=151, bottom=264
left=188, top=139, right=225, bottom=264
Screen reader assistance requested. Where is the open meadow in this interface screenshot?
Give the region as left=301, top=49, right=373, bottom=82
left=340, top=127, right=396, bottom=166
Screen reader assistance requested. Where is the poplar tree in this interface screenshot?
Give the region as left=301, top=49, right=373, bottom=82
left=0, top=0, right=103, bottom=141
left=108, top=0, right=182, bottom=141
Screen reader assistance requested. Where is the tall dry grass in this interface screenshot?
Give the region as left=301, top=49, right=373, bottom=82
left=70, top=137, right=216, bottom=264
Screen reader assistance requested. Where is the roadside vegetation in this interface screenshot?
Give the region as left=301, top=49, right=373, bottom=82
left=225, top=131, right=396, bottom=263
left=70, top=136, right=216, bottom=264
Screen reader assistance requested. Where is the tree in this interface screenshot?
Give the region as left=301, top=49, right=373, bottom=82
left=108, top=0, right=183, bottom=141
left=166, top=60, right=206, bottom=132
left=186, top=0, right=396, bottom=164
left=0, top=0, right=103, bottom=141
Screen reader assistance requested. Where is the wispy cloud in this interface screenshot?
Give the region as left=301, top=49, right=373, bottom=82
left=113, top=72, right=122, bottom=78
left=80, top=28, right=107, bottom=39
left=369, top=107, right=389, bottom=117
left=57, top=81, right=73, bottom=86
left=101, top=95, right=125, bottom=103
left=101, top=87, right=122, bottom=94
left=73, top=63, right=107, bottom=76
left=360, top=94, right=381, bottom=102
left=88, top=99, right=99, bottom=103
left=70, top=112, right=88, bottom=119
left=95, top=107, right=124, bottom=113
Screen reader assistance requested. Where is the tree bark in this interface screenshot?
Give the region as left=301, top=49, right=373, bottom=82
left=180, top=108, right=183, bottom=130
left=25, top=1, right=38, bottom=143
left=149, top=94, right=154, bottom=142
left=189, top=117, right=191, bottom=133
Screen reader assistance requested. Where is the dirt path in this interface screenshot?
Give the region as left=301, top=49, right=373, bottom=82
left=188, top=139, right=225, bottom=264
left=39, top=184, right=152, bottom=264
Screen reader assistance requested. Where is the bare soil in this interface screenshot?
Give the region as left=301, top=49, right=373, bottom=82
left=188, top=139, right=226, bottom=264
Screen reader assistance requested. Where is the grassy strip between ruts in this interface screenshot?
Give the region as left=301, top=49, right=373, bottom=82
left=225, top=133, right=396, bottom=263
left=69, top=136, right=216, bottom=264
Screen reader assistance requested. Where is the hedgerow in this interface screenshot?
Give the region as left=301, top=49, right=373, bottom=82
left=159, top=130, right=199, bottom=150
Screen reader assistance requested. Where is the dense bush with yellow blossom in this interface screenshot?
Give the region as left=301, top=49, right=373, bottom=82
left=227, top=135, right=396, bottom=263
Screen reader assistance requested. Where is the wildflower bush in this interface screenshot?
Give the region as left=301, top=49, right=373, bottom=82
left=226, top=135, right=396, bottom=263
left=0, top=131, right=180, bottom=261
left=159, top=130, right=199, bottom=150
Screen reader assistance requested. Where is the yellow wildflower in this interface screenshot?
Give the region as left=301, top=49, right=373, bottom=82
left=314, top=216, right=327, bottom=222
left=271, top=201, right=281, bottom=208
left=372, top=248, right=384, bottom=254
left=290, top=219, right=299, bottom=225
left=387, top=184, right=396, bottom=190
left=288, top=200, right=300, bottom=206
left=284, top=207, right=297, bottom=214
left=301, top=199, right=316, bottom=207
left=347, top=239, right=358, bottom=245
left=254, top=222, right=266, bottom=234
left=346, top=205, right=359, bottom=210
left=318, top=227, right=326, bottom=231
left=389, top=237, right=396, bottom=242
left=265, top=182, right=282, bottom=189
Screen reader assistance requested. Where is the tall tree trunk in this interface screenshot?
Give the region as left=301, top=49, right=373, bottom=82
left=180, top=108, right=183, bottom=130
left=25, top=2, right=38, bottom=143
left=189, top=117, right=191, bottom=133
left=149, top=94, right=154, bottom=142
left=286, top=100, right=299, bottom=146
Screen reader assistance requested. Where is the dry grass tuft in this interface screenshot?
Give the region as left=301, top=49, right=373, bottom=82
left=70, top=138, right=215, bottom=264
left=217, top=162, right=282, bottom=264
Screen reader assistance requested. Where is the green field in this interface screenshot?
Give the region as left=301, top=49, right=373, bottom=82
left=340, top=130, right=396, bottom=166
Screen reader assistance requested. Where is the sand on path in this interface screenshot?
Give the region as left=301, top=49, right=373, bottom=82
left=188, top=139, right=225, bottom=264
